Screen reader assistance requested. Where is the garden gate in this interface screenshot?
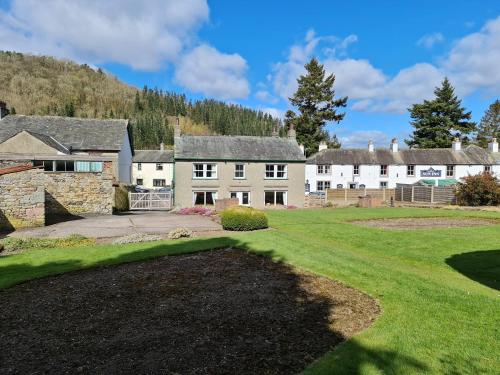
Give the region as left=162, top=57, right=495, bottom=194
left=129, top=191, right=172, bottom=210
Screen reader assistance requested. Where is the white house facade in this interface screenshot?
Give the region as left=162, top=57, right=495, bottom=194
left=132, top=147, right=174, bottom=189
left=306, top=138, right=500, bottom=192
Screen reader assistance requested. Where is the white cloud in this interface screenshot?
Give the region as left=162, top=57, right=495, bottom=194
left=417, top=33, right=444, bottom=48
left=260, top=107, right=285, bottom=119
left=255, top=90, right=278, bottom=104
left=174, top=44, right=249, bottom=100
left=267, top=17, right=500, bottom=114
left=339, top=130, right=392, bottom=149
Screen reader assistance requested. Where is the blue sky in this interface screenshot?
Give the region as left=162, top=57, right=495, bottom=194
left=1, top=0, right=499, bottom=147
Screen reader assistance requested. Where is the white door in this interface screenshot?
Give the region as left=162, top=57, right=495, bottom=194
left=230, top=191, right=250, bottom=205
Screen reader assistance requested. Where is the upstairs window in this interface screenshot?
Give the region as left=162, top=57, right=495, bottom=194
left=484, top=165, right=492, bottom=173
left=137, top=163, right=142, bottom=171
left=234, top=164, right=245, bottom=179
left=156, top=163, right=163, bottom=171
left=407, top=165, right=415, bottom=176
left=353, top=165, right=360, bottom=175
left=265, top=164, right=287, bottom=179
left=193, top=163, right=217, bottom=179
left=380, top=165, right=388, bottom=176
left=446, top=165, right=455, bottom=177
left=317, top=165, right=331, bottom=175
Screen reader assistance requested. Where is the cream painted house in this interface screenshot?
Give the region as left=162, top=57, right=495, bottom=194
left=174, top=128, right=306, bottom=208
left=132, top=147, right=174, bottom=189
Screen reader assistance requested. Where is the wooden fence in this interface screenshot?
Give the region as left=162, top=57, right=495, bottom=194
left=325, top=188, right=395, bottom=205
left=395, top=184, right=456, bottom=204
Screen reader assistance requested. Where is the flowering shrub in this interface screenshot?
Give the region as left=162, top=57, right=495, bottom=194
left=176, top=207, right=214, bottom=216
left=286, top=205, right=298, bottom=209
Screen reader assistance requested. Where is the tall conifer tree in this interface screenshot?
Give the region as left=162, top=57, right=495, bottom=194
left=475, top=99, right=500, bottom=148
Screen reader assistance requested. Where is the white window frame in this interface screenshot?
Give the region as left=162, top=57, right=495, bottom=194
left=379, top=181, right=388, bottom=188
left=193, top=191, right=218, bottom=205
left=264, top=190, right=288, bottom=206
left=193, top=163, right=218, bottom=179
left=380, top=165, right=388, bottom=176
left=234, top=163, right=245, bottom=179
left=317, top=165, right=331, bottom=175
left=153, top=179, right=166, bottom=187
left=446, top=165, right=455, bottom=177
left=353, top=165, right=360, bottom=176
left=265, top=164, right=287, bottom=179
left=230, top=191, right=250, bottom=206
left=407, top=165, right=415, bottom=177
left=317, top=180, right=331, bottom=191
left=156, top=163, right=163, bottom=171
left=484, top=165, right=491, bottom=173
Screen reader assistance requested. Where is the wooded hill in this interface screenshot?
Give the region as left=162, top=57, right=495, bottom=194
left=0, top=51, right=281, bottom=148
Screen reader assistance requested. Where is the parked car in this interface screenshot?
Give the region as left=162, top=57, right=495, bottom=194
left=157, top=187, right=172, bottom=193
left=134, top=185, right=149, bottom=193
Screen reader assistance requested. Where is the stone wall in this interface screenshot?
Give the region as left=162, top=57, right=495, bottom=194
left=0, top=168, right=45, bottom=231
left=44, top=161, right=114, bottom=217
left=0, top=160, right=30, bottom=169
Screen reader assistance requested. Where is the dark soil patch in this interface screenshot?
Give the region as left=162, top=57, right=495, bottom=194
left=352, top=217, right=497, bottom=230
left=0, top=249, right=379, bottom=374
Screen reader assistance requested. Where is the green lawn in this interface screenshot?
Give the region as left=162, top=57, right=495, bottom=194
left=1, top=207, right=499, bottom=374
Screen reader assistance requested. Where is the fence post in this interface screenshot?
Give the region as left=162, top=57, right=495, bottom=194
left=364, top=187, right=367, bottom=196
left=344, top=188, right=347, bottom=202
left=325, top=189, right=328, bottom=204
left=411, top=186, right=414, bottom=202
left=430, top=186, right=434, bottom=204
left=383, top=188, right=386, bottom=201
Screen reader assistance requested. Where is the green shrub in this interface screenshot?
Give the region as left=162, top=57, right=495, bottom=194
left=0, top=234, right=95, bottom=254
left=114, top=184, right=130, bottom=212
left=455, top=172, right=500, bottom=206
left=220, top=206, right=268, bottom=231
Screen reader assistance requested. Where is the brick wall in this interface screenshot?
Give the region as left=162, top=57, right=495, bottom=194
left=44, top=161, right=114, bottom=216
left=0, top=168, right=45, bottom=231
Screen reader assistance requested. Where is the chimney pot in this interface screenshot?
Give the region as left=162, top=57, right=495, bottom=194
left=319, top=142, right=328, bottom=152
left=160, top=142, right=164, bottom=151
left=452, top=138, right=461, bottom=151
left=488, top=137, right=498, bottom=153
left=174, top=116, right=181, bottom=138
left=368, top=140, right=374, bottom=152
left=287, top=124, right=296, bottom=139
left=390, top=138, right=398, bottom=153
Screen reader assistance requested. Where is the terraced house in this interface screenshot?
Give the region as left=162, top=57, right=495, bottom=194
left=173, top=126, right=306, bottom=208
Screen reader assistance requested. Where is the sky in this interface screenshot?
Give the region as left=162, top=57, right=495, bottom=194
left=0, top=0, right=499, bottom=148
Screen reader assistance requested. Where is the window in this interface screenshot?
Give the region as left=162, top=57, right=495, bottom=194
left=380, top=165, right=388, bottom=176
left=317, top=181, right=331, bottom=191
left=36, top=160, right=100, bottom=172
left=349, top=183, right=357, bottom=189
left=359, top=184, right=366, bottom=189
left=136, top=178, right=143, bottom=185
left=407, top=165, right=415, bottom=176
left=336, top=184, right=343, bottom=188
left=156, top=163, right=163, bottom=171
left=353, top=165, right=360, bottom=176
left=230, top=191, right=250, bottom=205
left=137, top=163, right=142, bottom=171
left=194, top=191, right=217, bottom=205
left=265, top=164, right=287, bottom=179
left=317, top=165, right=331, bottom=175
left=485, top=165, right=492, bottom=173
left=265, top=191, right=287, bottom=206
left=446, top=165, right=455, bottom=177
left=234, top=164, right=245, bottom=179
left=193, top=163, right=217, bottom=179
left=380, top=181, right=388, bottom=188
left=153, top=179, right=166, bottom=187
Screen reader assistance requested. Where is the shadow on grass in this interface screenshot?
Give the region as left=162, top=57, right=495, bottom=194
left=0, top=236, right=427, bottom=374
left=446, top=249, right=500, bottom=291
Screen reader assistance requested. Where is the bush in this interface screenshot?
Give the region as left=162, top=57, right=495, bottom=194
left=220, top=206, right=268, bottom=231
left=0, top=234, right=95, bottom=254
left=455, top=172, right=500, bottom=206
left=168, top=227, right=193, bottom=239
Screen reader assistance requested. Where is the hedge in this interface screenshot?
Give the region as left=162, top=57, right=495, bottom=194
left=220, top=206, right=268, bottom=231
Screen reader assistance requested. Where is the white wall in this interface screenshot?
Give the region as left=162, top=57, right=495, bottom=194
left=306, top=163, right=499, bottom=192
left=132, top=162, right=174, bottom=188
left=117, top=132, right=133, bottom=183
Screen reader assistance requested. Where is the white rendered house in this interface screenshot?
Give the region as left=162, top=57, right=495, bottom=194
left=306, top=138, right=500, bottom=193
left=132, top=144, right=174, bottom=189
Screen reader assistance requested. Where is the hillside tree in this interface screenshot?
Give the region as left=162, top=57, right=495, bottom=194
left=285, top=58, right=347, bottom=156
left=475, top=99, right=500, bottom=148
left=405, top=78, right=476, bottom=148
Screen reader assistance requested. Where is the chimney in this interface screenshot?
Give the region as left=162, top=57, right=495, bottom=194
left=488, top=138, right=498, bottom=153
left=174, top=116, right=181, bottom=138
left=0, top=101, right=9, bottom=119
left=368, top=140, right=374, bottom=152
left=299, top=144, right=305, bottom=155
left=452, top=137, right=461, bottom=151
left=390, top=138, right=398, bottom=153
left=287, top=124, right=296, bottom=139
left=160, top=142, right=164, bottom=151
left=272, top=125, right=279, bottom=137
left=319, top=142, right=328, bottom=152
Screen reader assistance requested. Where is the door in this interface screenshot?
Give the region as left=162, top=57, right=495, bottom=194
left=230, top=191, right=250, bottom=205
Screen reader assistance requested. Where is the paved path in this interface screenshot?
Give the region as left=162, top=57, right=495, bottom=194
left=10, top=211, right=221, bottom=239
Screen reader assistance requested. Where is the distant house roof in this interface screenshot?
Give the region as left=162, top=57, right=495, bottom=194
left=133, top=150, right=174, bottom=163
left=175, top=135, right=306, bottom=162
left=0, top=115, right=130, bottom=152
left=307, top=145, right=500, bottom=165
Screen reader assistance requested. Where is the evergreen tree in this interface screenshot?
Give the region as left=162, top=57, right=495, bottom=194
left=475, top=99, right=500, bottom=148
left=10, top=106, right=16, bottom=115
left=405, top=78, right=476, bottom=148
left=286, top=58, right=347, bottom=156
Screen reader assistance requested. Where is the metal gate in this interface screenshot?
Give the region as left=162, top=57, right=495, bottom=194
left=129, top=192, right=172, bottom=210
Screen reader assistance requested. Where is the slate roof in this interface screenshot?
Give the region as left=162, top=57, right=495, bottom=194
left=307, top=145, right=500, bottom=165
left=133, top=150, right=174, bottom=163
left=0, top=115, right=130, bottom=151
left=175, top=135, right=306, bottom=162
left=23, top=131, right=70, bottom=154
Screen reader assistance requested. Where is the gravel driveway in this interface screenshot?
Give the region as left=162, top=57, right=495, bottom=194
left=9, top=211, right=221, bottom=239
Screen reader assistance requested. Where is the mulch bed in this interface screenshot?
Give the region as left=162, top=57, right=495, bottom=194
left=352, top=217, right=497, bottom=230
left=0, top=249, right=379, bottom=374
